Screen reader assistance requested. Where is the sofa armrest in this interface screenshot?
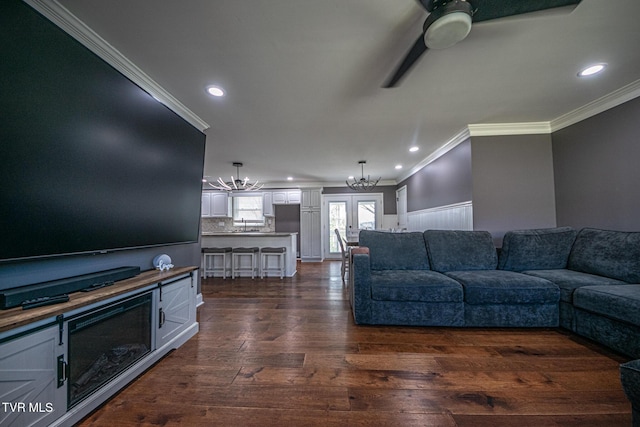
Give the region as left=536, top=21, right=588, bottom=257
left=352, top=252, right=372, bottom=324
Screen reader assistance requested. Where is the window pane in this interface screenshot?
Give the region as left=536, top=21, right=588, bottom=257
left=328, top=202, right=347, bottom=254
left=233, top=196, right=264, bottom=223
left=357, top=201, right=375, bottom=230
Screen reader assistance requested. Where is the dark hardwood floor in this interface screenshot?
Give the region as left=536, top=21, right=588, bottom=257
left=78, top=261, right=633, bottom=426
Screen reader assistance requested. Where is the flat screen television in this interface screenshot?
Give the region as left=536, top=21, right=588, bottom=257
left=0, top=0, right=206, bottom=263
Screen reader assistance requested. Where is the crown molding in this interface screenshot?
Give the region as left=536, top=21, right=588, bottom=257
left=396, top=127, right=471, bottom=183
left=467, top=122, right=551, bottom=136
left=550, top=78, right=640, bottom=132
left=401, top=79, right=640, bottom=184
left=467, top=78, right=640, bottom=136
left=25, top=0, right=210, bottom=132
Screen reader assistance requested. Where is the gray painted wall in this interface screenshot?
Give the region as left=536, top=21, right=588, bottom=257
left=0, top=242, right=201, bottom=291
left=471, top=134, right=557, bottom=245
left=397, top=140, right=473, bottom=212
left=552, top=96, right=640, bottom=231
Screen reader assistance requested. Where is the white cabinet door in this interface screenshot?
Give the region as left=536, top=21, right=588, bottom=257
left=156, top=276, right=196, bottom=350
left=286, top=190, right=301, bottom=204
left=262, top=192, right=274, bottom=217
left=0, top=325, right=66, bottom=427
left=301, top=188, right=321, bottom=209
left=210, top=192, right=230, bottom=217
left=272, top=190, right=301, bottom=205
left=202, top=192, right=230, bottom=217
left=272, top=191, right=287, bottom=205
left=300, top=209, right=322, bottom=260
left=201, top=192, right=211, bottom=217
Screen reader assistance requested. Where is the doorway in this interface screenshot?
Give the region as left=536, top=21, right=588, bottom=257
left=396, top=185, right=407, bottom=230
left=324, top=193, right=383, bottom=259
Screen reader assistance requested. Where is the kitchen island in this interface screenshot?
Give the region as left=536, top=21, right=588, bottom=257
left=201, top=232, right=298, bottom=277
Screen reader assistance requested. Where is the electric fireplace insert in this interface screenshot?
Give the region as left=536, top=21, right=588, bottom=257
left=67, top=292, right=152, bottom=408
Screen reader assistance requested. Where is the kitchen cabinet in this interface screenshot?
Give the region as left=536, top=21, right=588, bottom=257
left=300, top=210, right=322, bottom=261
left=0, top=325, right=66, bottom=427
left=211, top=192, right=230, bottom=217
left=300, top=187, right=323, bottom=261
left=201, top=192, right=211, bottom=217
left=301, top=188, right=321, bottom=209
left=202, top=191, right=230, bottom=217
left=272, top=190, right=301, bottom=205
left=262, top=191, right=274, bottom=217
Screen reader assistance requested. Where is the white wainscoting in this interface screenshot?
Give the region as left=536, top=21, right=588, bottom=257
left=407, top=201, right=473, bottom=232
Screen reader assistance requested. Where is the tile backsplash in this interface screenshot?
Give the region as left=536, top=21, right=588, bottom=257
left=201, top=217, right=275, bottom=233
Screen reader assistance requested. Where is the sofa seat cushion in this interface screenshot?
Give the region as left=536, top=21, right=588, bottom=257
left=370, top=270, right=463, bottom=303
left=573, top=285, right=640, bottom=325
left=523, top=269, right=628, bottom=303
left=445, top=270, right=559, bottom=305
left=498, top=227, right=577, bottom=271
left=425, top=230, right=497, bottom=272
left=568, top=228, right=640, bottom=283
left=359, top=230, right=430, bottom=271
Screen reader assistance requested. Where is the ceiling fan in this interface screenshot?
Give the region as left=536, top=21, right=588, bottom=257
left=383, top=0, right=582, bottom=88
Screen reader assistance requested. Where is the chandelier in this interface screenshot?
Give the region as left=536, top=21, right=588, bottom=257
left=208, top=162, right=263, bottom=191
left=346, top=161, right=380, bottom=191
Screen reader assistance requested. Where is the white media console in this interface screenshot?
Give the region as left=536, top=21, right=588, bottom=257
left=0, top=267, right=199, bottom=427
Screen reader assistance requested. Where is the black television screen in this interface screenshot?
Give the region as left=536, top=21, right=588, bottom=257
left=0, top=1, right=206, bottom=263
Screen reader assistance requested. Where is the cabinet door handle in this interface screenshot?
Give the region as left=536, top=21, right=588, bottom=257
left=57, top=355, right=68, bottom=388
left=159, top=308, right=165, bottom=328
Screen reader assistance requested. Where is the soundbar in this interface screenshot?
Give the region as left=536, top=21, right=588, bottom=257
left=0, top=266, right=140, bottom=309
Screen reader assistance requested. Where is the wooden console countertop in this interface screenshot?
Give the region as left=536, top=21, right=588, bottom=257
left=0, top=266, right=197, bottom=333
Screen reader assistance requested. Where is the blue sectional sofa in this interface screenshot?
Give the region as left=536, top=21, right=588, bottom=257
left=352, top=227, right=640, bottom=359
left=351, top=231, right=464, bottom=326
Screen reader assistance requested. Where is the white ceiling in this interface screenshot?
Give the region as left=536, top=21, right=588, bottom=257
left=56, top=0, right=640, bottom=187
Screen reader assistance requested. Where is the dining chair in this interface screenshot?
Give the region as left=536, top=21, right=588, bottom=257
left=334, top=228, right=349, bottom=284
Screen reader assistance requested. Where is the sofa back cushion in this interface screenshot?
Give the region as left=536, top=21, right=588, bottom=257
left=568, top=228, right=640, bottom=283
left=359, top=230, right=430, bottom=271
left=424, top=230, right=497, bottom=272
left=498, top=227, right=578, bottom=271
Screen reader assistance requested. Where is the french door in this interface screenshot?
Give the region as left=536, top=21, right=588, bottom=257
left=324, top=194, right=382, bottom=259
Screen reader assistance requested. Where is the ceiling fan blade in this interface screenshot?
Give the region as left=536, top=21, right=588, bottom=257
left=383, top=35, right=428, bottom=88
left=468, top=0, right=581, bottom=23
left=416, top=0, right=433, bottom=11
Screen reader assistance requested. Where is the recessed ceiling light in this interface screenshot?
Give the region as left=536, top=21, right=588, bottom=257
left=287, top=176, right=293, bottom=181
left=395, top=164, right=403, bottom=170
left=347, top=175, right=354, bottom=180
left=578, top=64, right=607, bottom=77
left=206, top=86, right=225, bottom=97
left=409, top=146, right=419, bottom=152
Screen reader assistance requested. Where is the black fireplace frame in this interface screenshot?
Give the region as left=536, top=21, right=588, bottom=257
left=65, top=291, right=153, bottom=409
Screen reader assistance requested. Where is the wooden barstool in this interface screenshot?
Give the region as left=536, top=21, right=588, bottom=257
left=260, top=247, right=287, bottom=279
left=232, top=247, right=260, bottom=279
left=201, top=247, right=232, bottom=279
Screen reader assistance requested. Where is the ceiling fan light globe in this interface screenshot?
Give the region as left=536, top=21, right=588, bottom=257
left=424, top=11, right=472, bottom=49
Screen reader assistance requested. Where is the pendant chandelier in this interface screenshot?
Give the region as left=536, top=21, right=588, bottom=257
left=346, top=161, right=380, bottom=191
left=209, top=162, right=263, bottom=191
